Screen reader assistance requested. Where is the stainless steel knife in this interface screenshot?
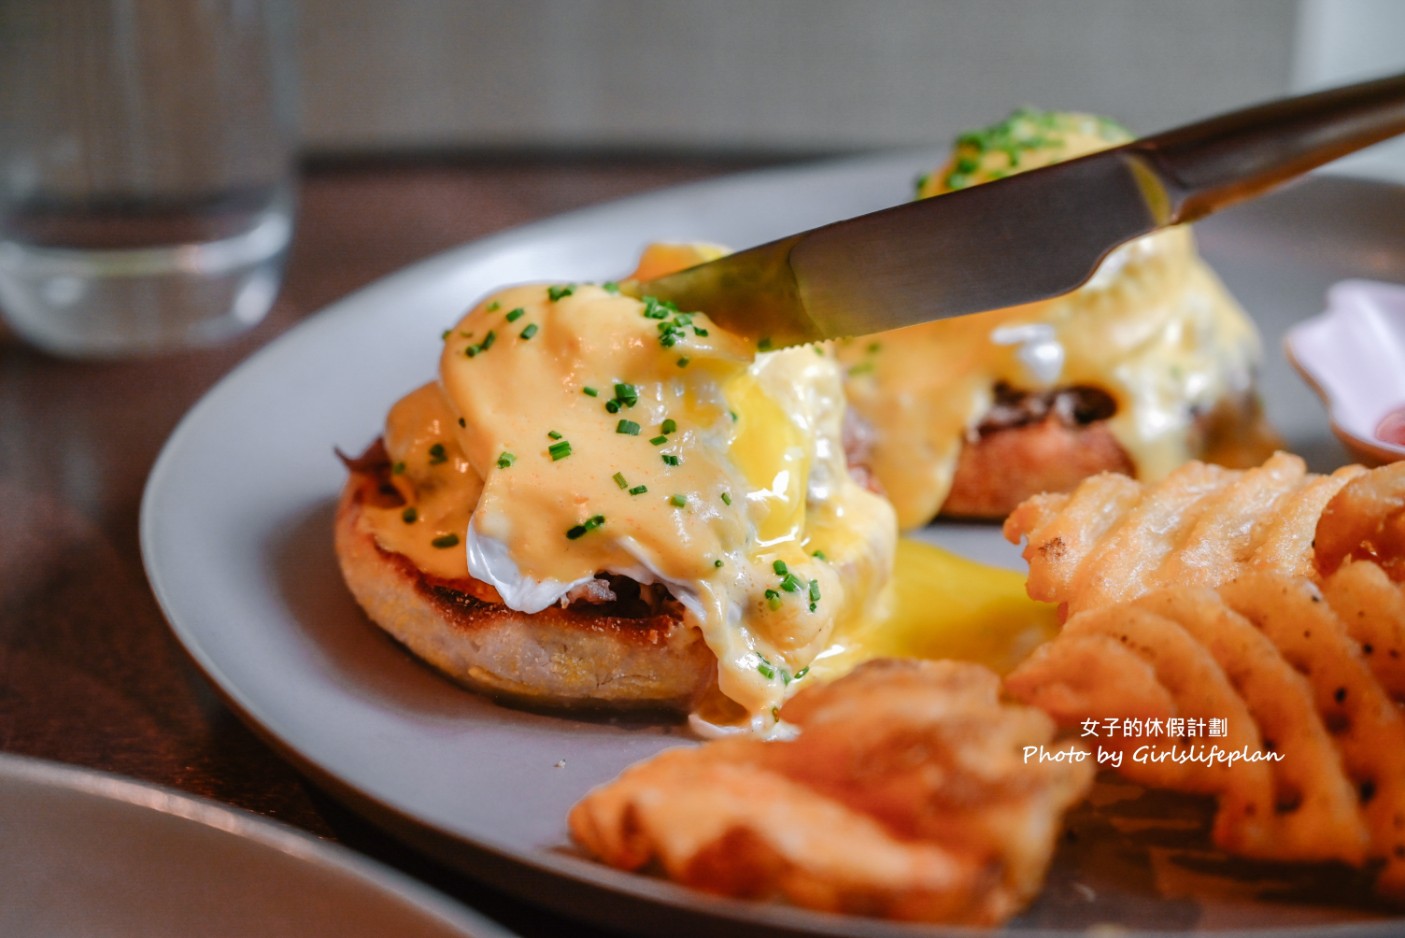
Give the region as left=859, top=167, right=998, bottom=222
left=632, top=71, right=1405, bottom=348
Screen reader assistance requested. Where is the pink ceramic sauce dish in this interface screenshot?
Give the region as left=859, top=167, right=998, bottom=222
left=1286, top=278, right=1405, bottom=466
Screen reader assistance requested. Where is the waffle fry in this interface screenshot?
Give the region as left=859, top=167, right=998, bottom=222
left=1006, top=564, right=1405, bottom=898
left=1321, top=559, right=1405, bottom=697
left=569, top=660, right=1093, bottom=925
left=1004, top=453, right=1366, bottom=617
left=1316, top=461, right=1405, bottom=581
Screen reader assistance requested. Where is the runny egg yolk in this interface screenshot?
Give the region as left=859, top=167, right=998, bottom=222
left=813, top=539, right=1058, bottom=681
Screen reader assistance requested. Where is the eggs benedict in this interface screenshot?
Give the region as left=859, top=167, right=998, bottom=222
left=836, top=108, right=1280, bottom=527
left=335, top=244, right=898, bottom=733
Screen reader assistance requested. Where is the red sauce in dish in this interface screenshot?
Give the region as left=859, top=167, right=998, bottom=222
left=1378, top=405, right=1405, bottom=447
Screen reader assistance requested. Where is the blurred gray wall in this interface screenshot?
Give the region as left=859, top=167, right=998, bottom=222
left=1294, top=0, right=1405, bottom=182
left=296, top=0, right=1302, bottom=156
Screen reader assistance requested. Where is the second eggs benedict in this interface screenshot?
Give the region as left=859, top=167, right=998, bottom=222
left=836, top=108, right=1280, bottom=527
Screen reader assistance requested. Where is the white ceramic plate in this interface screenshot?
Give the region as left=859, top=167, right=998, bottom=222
left=142, top=153, right=1405, bottom=937
left=0, top=752, right=512, bottom=937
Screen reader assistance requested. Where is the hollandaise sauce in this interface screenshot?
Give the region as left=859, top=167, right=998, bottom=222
left=839, top=108, right=1269, bottom=529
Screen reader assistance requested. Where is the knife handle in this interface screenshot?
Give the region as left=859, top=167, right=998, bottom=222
left=1133, top=70, right=1405, bottom=224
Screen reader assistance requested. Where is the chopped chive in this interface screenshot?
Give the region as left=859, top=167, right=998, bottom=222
left=392, top=461, right=406, bottom=475
left=628, top=484, right=648, bottom=496
left=463, top=329, right=497, bottom=358
left=642, top=295, right=706, bottom=350
left=441, top=328, right=452, bottom=340
left=548, top=440, right=573, bottom=461
left=757, top=337, right=774, bottom=351
left=616, top=419, right=640, bottom=435
left=612, top=472, right=629, bottom=489
left=772, top=560, right=788, bottom=576
left=669, top=493, right=687, bottom=508
left=582, top=386, right=599, bottom=397
left=812, top=549, right=827, bottom=560
left=401, top=506, right=418, bottom=523
left=676, top=356, right=690, bottom=368
left=714, top=558, right=724, bottom=568
left=808, top=579, right=821, bottom=612
left=781, top=573, right=805, bottom=593
left=661, top=454, right=680, bottom=467
left=565, top=514, right=605, bottom=540
left=431, top=533, right=460, bottom=549
left=613, top=383, right=638, bottom=407
left=602, top=280, right=620, bottom=294
left=428, top=443, right=448, bottom=465
left=547, top=430, right=563, bottom=440
left=794, top=666, right=810, bottom=680
left=721, top=491, right=732, bottom=506
left=519, top=322, right=539, bottom=340
left=505, top=307, right=525, bottom=322
left=605, top=400, right=620, bottom=414
left=486, top=301, right=501, bottom=312
left=764, top=589, right=782, bottom=611
left=649, top=435, right=668, bottom=446
left=547, top=284, right=574, bottom=301
left=660, top=418, right=677, bottom=435
left=757, top=660, right=776, bottom=680
left=496, top=451, right=516, bottom=469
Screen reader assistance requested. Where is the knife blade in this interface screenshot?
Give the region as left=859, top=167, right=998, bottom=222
left=632, top=70, right=1405, bottom=349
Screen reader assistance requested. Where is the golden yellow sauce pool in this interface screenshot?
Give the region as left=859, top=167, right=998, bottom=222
left=812, top=538, right=1058, bottom=680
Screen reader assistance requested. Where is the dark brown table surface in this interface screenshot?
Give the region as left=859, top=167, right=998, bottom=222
left=0, top=155, right=783, bottom=937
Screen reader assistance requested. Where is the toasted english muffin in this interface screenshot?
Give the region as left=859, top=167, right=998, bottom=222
left=335, top=451, right=714, bottom=711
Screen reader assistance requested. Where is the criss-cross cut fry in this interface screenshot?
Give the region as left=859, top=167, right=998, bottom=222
left=1321, top=559, right=1405, bottom=697
left=569, top=659, right=1093, bottom=926
left=1006, top=564, right=1405, bottom=899
left=1003, top=452, right=1366, bottom=618
left=1316, top=461, right=1405, bottom=582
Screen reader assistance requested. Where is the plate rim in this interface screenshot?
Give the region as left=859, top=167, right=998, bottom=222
left=0, top=751, right=516, bottom=938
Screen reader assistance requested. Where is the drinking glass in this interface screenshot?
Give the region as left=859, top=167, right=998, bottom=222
left=0, top=1, right=297, bottom=357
